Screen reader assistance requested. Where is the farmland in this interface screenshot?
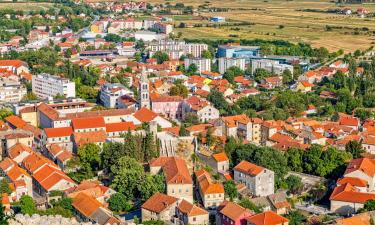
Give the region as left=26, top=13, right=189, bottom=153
left=148, top=0, right=375, bottom=52
left=0, top=2, right=54, bottom=11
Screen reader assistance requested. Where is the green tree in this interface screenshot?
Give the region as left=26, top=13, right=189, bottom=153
left=239, top=198, right=262, bottom=213
left=19, top=195, right=36, bottom=216
left=78, top=143, right=101, bottom=171
left=179, top=125, right=189, bottom=137
left=201, top=50, right=213, bottom=59
left=285, top=175, right=303, bottom=195
left=282, top=69, right=293, bottom=84
left=285, top=148, right=303, bottom=172
left=0, top=109, right=13, bottom=120
left=186, top=63, right=198, bottom=76
left=364, top=200, right=375, bottom=212
left=110, top=156, right=144, bottom=199
left=345, top=140, right=364, bottom=159
left=169, top=84, right=188, bottom=98
left=286, top=210, right=306, bottom=225
left=152, top=51, right=169, bottom=64
left=138, top=174, right=165, bottom=202
left=224, top=181, right=238, bottom=201
left=0, top=180, right=11, bottom=195
left=108, top=193, right=132, bottom=212
left=253, top=68, right=270, bottom=82
left=223, top=66, right=243, bottom=84
left=0, top=201, right=11, bottom=225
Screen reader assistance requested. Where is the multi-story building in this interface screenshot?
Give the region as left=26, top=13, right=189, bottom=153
left=32, top=73, right=75, bottom=99
left=218, top=57, right=246, bottom=74
left=195, top=169, right=225, bottom=208
left=141, top=192, right=178, bottom=222
left=99, top=83, right=133, bottom=108
left=0, top=78, right=26, bottom=103
left=152, top=96, right=183, bottom=120
left=184, top=58, right=211, bottom=74
left=153, top=23, right=173, bottom=34
left=217, top=44, right=260, bottom=58
left=183, top=96, right=219, bottom=122
left=233, top=160, right=274, bottom=197
left=251, top=59, right=293, bottom=75
left=176, top=200, right=209, bottom=225
left=148, top=40, right=208, bottom=59
left=149, top=157, right=193, bottom=203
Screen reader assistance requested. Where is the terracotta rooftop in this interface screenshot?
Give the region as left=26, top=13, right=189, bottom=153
left=72, top=192, right=103, bottom=218
left=72, top=117, right=105, bottom=130
left=218, top=201, right=253, bottom=221
left=133, top=107, right=158, bottom=123
left=149, top=157, right=192, bottom=184
left=234, top=160, right=265, bottom=176
left=212, top=152, right=229, bottom=162
left=177, top=199, right=208, bottom=217
left=74, top=130, right=107, bottom=147
left=141, top=192, right=178, bottom=213
left=245, top=211, right=289, bottom=225
left=344, top=158, right=375, bottom=177
left=44, top=127, right=73, bottom=138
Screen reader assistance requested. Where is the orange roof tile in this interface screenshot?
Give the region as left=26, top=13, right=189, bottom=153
left=44, top=127, right=73, bottom=138
left=212, top=152, right=229, bottom=162
left=345, top=158, right=375, bottom=177
left=105, top=122, right=138, bottom=132
left=5, top=115, right=27, bottom=129
left=195, top=169, right=224, bottom=195
left=150, top=157, right=192, bottom=184
left=177, top=199, right=208, bottom=217
left=74, top=130, right=107, bottom=147
left=133, top=107, right=158, bottom=123
left=335, top=212, right=373, bottom=225
left=72, top=192, right=102, bottom=217
left=8, top=143, right=32, bottom=160
left=337, top=177, right=368, bottom=187
left=234, top=160, right=264, bottom=176
left=72, top=117, right=105, bottom=130
left=218, top=201, right=253, bottom=221
left=141, top=192, right=178, bottom=213
left=245, top=211, right=289, bottom=225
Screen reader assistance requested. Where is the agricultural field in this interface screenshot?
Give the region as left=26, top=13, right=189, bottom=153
left=150, top=0, right=375, bottom=52
left=0, top=2, right=54, bottom=11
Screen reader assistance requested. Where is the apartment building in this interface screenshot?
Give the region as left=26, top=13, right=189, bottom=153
left=218, top=57, right=246, bottom=74
left=251, top=59, right=293, bottom=75
left=148, top=40, right=208, bottom=59
left=99, top=83, right=133, bottom=108
left=0, top=78, right=27, bottom=103
left=184, top=58, right=211, bottom=74
left=32, top=73, right=76, bottom=99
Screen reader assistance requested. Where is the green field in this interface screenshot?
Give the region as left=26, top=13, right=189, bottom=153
left=0, top=2, right=54, bottom=11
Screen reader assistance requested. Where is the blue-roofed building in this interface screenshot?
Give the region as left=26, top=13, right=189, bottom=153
left=210, top=16, right=226, bottom=23
left=217, top=45, right=261, bottom=58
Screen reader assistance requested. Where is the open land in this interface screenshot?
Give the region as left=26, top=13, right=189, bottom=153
left=0, top=2, right=54, bottom=11
left=147, top=0, right=375, bottom=52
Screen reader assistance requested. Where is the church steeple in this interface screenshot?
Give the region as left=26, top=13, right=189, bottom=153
left=139, top=70, right=150, bottom=109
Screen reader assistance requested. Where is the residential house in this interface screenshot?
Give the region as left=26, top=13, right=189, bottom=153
left=151, top=96, right=183, bottom=120
left=233, top=160, right=274, bottom=197
left=211, top=152, right=230, bottom=174
left=42, top=127, right=73, bottom=152
left=216, top=201, right=254, bottom=225
left=141, top=192, right=178, bottom=222
left=176, top=200, right=209, bottom=225
left=363, top=137, right=375, bottom=154
left=183, top=96, right=219, bottom=122
left=133, top=107, right=172, bottom=128
left=149, top=157, right=193, bottom=202
left=195, top=169, right=224, bottom=208
left=246, top=211, right=289, bottom=225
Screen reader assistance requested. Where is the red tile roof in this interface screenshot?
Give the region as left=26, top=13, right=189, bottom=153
left=330, top=183, right=375, bottom=204
left=245, top=211, right=289, bottom=225
left=72, top=117, right=105, bottom=130
left=105, top=122, right=138, bottom=132
left=177, top=199, right=208, bottom=217
left=44, top=127, right=73, bottom=138
left=344, top=158, right=375, bottom=177
left=337, top=177, right=368, bottom=187
left=72, top=192, right=103, bottom=217
left=195, top=169, right=224, bottom=195
left=150, top=157, right=192, bottom=184
left=234, top=160, right=264, bottom=176
left=74, top=130, right=107, bottom=147
left=218, top=201, right=253, bottom=221
left=5, top=115, right=27, bottom=129
left=212, top=152, right=229, bottom=162
left=141, top=192, right=178, bottom=213
left=133, top=107, right=158, bottom=123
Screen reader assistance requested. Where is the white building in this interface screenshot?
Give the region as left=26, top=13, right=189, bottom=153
left=134, top=31, right=165, bottom=42
left=251, top=59, right=293, bottom=75
left=0, top=78, right=27, bottom=103
left=233, top=160, right=274, bottom=197
left=148, top=40, right=208, bottom=59
left=218, top=57, right=246, bottom=74
left=32, top=73, right=75, bottom=99
left=100, top=83, right=134, bottom=108
left=184, top=58, right=211, bottom=74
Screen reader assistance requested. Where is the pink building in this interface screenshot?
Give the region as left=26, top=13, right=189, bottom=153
left=151, top=96, right=183, bottom=120
left=217, top=201, right=254, bottom=225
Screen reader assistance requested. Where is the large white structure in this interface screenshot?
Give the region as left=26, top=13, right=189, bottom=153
left=32, top=73, right=76, bottom=99
left=0, top=78, right=27, bottom=103
left=148, top=40, right=208, bottom=59
left=218, top=57, right=246, bottom=74
left=184, top=58, right=211, bottom=74
left=99, top=83, right=133, bottom=108
left=134, top=31, right=165, bottom=42
left=251, top=59, right=293, bottom=75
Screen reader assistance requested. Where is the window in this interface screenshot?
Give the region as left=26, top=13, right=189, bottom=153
left=193, top=217, right=196, bottom=222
